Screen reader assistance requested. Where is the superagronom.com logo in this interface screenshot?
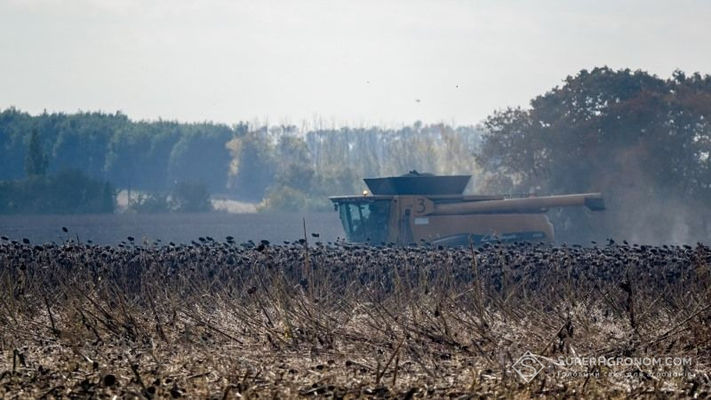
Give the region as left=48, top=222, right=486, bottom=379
left=511, top=351, right=545, bottom=383
left=511, top=351, right=694, bottom=383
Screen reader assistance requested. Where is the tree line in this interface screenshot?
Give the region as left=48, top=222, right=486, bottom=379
left=0, top=109, right=241, bottom=192
left=3, top=66, right=709, bottom=244
left=477, top=67, right=711, bottom=243
left=0, top=108, right=483, bottom=211
left=227, top=123, right=482, bottom=209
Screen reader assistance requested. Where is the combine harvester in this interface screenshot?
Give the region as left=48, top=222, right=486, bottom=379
left=329, top=172, right=604, bottom=246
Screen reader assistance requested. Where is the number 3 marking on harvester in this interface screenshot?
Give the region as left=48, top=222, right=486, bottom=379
left=415, top=198, right=426, bottom=214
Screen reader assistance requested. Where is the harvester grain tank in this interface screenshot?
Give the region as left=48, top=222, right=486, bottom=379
left=329, top=172, right=604, bottom=246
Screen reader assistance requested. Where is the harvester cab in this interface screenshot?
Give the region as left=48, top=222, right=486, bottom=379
left=329, top=172, right=604, bottom=246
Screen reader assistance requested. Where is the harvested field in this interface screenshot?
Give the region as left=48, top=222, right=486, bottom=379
left=0, top=212, right=343, bottom=246
left=1, top=236, right=710, bottom=399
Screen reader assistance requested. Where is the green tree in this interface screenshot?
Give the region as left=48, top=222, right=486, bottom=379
left=226, top=129, right=276, bottom=201
left=25, top=128, right=48, bottom=177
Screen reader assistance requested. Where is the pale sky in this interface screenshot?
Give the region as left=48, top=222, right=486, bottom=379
left=1, top=0, right=710, bottom=127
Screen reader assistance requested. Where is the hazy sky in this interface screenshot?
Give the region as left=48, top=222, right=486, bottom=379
left=1, top=0, right=710, bottom=127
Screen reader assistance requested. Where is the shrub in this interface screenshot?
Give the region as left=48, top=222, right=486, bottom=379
left=0, top=169, right=116, bottom=214
left=171, top=181, right=212, bottom=212
left=128, top=192, right=172, bottom=213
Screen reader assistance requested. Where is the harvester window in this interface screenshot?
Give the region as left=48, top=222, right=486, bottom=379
left=337, top=200, right=390, bottom=244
